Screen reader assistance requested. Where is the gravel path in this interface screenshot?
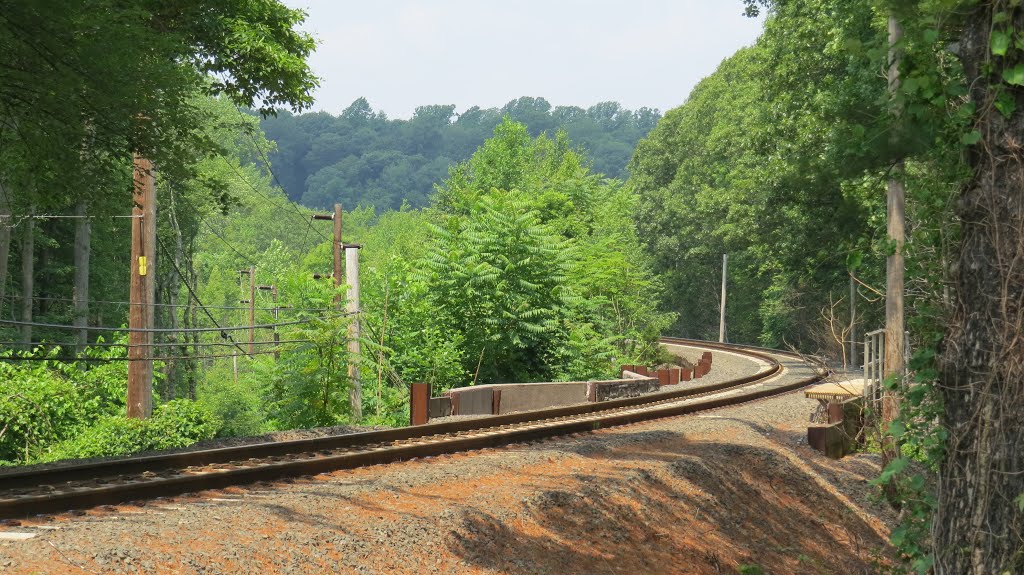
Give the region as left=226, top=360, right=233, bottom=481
left=0, top=351, right=894, bottom=574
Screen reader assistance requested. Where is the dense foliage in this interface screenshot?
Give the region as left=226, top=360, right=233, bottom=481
left=5, top=1, right=1021, bottom=570
left=260, top=97, right=660, bottom=211
left=189, top=118, right=670, bottom=429
left=630, top=2, right=895, bottom=350
left=0, top=346, right=220, bottom=465
left=0, top=111, right=669, bottom=464
left=633, top=0, right=1006, bottom=571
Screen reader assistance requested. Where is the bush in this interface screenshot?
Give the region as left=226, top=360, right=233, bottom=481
left=197, top=370, right=269, bottom=437
left=0, top=358, right=87, bottom=463
left=36, top=399, right=221, bottom=463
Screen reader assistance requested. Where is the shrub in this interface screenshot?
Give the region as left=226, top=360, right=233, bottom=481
left=0, top=358, right=86, bottom=463
left=36, top=400, right=221, bottom=463
left=197, top=370, right=269, bottom=437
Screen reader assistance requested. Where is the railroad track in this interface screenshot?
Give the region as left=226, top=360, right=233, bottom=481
left=0, top=339, right=824, bottom=520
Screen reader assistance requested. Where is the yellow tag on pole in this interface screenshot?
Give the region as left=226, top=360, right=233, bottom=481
left=138, top=256, right=147, bottom=276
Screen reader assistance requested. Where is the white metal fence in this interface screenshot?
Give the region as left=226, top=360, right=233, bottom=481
left=863, top=328, right=912, bottom=411
left=863, top=329, right=885, bottom=407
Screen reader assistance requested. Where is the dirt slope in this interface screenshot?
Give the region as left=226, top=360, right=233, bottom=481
left=0, top=391, right=894, bottom=575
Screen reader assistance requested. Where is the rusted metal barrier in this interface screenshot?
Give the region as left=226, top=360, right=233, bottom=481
left=410, top=383, right=429, bottom=426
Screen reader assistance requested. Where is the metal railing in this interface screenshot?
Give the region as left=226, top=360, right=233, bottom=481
left=863, top=329, right=885, bottom=407
left=863, top=329, right=912, bottom=410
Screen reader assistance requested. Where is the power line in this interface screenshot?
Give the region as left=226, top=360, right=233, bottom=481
left=195, top=212, right=259, bottom=268
left=0, top=215, right=140, bottom=219
left=0, top=295, right=336, bottom=313
left=0, top=347, right=305, bottom=363
left=220, top=154, right=327, bottom=244
left=0, top=338, right=314, bottom=349
left=0, top=317, right=337, bottom=333
left=156, top=234, right=258, bottom=357
left=230, top=107, right=328, bottom=243
left=0, top=214, right=140, bottom=230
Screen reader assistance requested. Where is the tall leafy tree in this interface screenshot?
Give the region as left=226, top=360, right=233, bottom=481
left=260, top=97, right=662, bottom=212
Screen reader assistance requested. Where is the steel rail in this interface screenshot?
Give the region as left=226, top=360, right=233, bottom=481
left=0, top=340, right=822, bottom=519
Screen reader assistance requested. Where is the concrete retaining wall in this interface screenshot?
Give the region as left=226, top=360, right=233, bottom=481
left=621, top=355, right=713, bottom=385
left=490, top=382, right=588, bottom=415
left=449, top=386, right=495, bottom=416
left=428, top=396, right=452, bottom=419
left=587, top=377, right=659, bottom=402
left=433, top=352, right=718, bottom=420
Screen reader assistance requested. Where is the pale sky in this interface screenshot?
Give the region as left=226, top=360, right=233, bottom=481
left=283, top=1, right=764, bottom=119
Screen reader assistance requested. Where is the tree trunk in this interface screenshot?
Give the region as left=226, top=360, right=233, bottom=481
left=73, top=199, right=91, bottom=353
left=0, top=186, right=10, bottom=319
left=882, top=14, right=904, bottom=458
left=934, top=6, right=1024, bottom=573
left=20, top=212, right=33, bottom=348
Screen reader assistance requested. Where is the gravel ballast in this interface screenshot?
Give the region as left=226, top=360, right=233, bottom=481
left=0, top=352, right=894, bottom=574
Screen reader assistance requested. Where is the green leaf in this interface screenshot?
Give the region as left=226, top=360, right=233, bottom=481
left=923, top=29, right=939, bottom=44
left=992, top=30, right=1011, bottom=56
left=887, top=419, right=907, bottom=440
left=1002, top=63, right=1024, bottom=86
left=1016, top=492, right=1024, bottom=512
left=996, top=91, right=1017, bottom=118
left=873, top=457, right=910, bottom=484
left=962, top=130, right=982, bottom=146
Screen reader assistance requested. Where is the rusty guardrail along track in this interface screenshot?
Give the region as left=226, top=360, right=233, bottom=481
left=0, top=340, right=823, bottom=519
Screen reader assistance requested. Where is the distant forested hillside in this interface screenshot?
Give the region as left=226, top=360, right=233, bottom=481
left=260, top=97, right=659, bottom=210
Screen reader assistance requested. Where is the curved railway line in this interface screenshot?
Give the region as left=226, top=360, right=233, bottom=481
left=0, top=338, right=825, bottom=520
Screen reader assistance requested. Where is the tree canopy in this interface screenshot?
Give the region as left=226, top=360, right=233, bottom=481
left=259, top=97, right=660, bottom=211
left=1, top=0, right=317, bottom=207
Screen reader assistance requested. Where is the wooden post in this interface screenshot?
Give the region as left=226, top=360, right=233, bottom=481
left=257, top=284, right=277, bottom=358
left=0, top=187, right=10, bottom=320
left=346, top=244, right=362, bottom=421
left=271, top=285, right=280, bottom=360
left=19, top=210, right=33, bottom=348
left=128, top=155, right=155, bottom=419
left=73, top=199, right=91, bottom=353
left=848, top=273, right=857, bottom=368
left=883, top=15, right=905, bottom=430
left=248, top=266, right=256, bottom=355
left=719, top=253, right=727, bottom=343
left=333, top=204, right=343, bottom=308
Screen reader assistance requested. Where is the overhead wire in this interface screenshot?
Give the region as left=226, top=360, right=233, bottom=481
left=155, top=233, right=254, bottom=357
left=0, top=317, right=340, bottom=333
left=0, top=295, right=336, bottom=313
left=0, top=338, right=313, bottom=349
left=221, top=151, right=326, bottom=237
left=0, top=347, right=304, bottom=363
left=194, top=211, right=260, bottom=268
left=230, top=107, right=329, bottom=247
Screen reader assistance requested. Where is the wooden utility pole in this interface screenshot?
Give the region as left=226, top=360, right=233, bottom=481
left=0, top=187, right=10, bottom=319
left=128, top=154, right=156, bottom=419
left=883, top=15, right=905, bottom=424
left=20, top=209, right=33, bottom=348
left=719, top=253, right=727, bottom=343
left=258, top=284, right=280, bottom=359
left=237, top=267, right=256, bottom=356
left=333, top=204, right=343, bottom=307
left=346, top=244, right=362, bottom=421
left=848, top=273, right=857, bottom=368
left=248, top=266, right=256, bottom=355
left=73, top=199, right=91, bottom=353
